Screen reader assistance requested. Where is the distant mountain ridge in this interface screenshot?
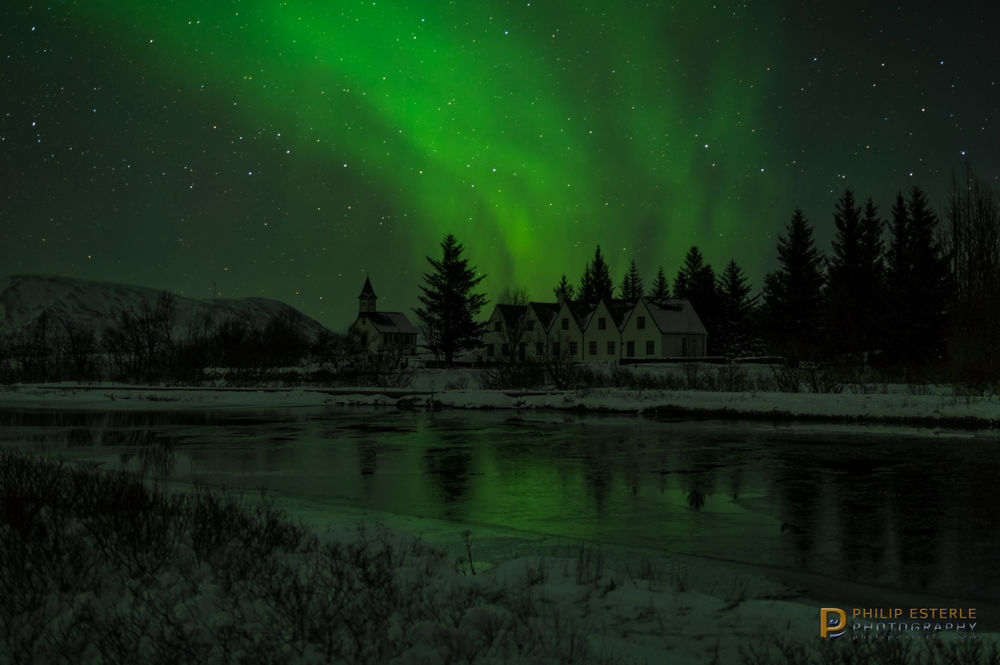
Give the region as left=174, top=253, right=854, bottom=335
left=0, top=275, right=331, bottom=342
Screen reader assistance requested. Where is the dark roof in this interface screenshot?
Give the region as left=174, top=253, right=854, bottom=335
left=495, top=304, right=527, bottom=329
left=528, top=302, right=561, bottom=330
left=362, top=311, right=418, bottom=335
left=604, top=299, right=632, bottom=330
left=567, top=301, right=594, bottom=328
left=358, top=277, right=376, bottom=299
left=640, top=297, right=708, bottom=335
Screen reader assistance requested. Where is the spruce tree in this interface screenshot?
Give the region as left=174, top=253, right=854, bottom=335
left=825, top=190, right=885, bottom=359
left=619, top=259, right=643, bottom=303
left=553, top=274, right=575, bottom=303
left=716, top=260, right=758, bottom=357
left=578, top=245, right=614, bottom=303
left=674, top=246, right=719, bottom=353
left=885, top=187, right=951, bottom=367
left=414, top=234, right=488, bottom=364
left=649, top=267, right=670, bottom=301
left=761, top=209, right=825, bottom=362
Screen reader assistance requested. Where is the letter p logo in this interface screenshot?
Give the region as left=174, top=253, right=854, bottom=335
left=820, top=608, right=847, bottom=639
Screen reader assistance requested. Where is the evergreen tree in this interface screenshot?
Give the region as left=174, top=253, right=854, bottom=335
left=414, top=234, right=488, bottom=364
left=619, top=259, right=644, bottom=303
left=885, top=187, right=951, bottom=367
left=824, top=190, right=885, bottom=359
left=553, top=274, right=575, bottom=303
left=716, top=260, right=758, bottom=357
left=578, top=245, right=614, bottom=303
left=649, top=267, right=670, bottom=301
left=674, top=246, right=719, bottom=353
left=761, top=209, right=825, bottom=362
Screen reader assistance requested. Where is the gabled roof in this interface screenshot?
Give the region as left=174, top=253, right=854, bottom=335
left=361, top=311, right=418, bottom=335
left=639, top=297, right=708, bottom=335
left=358, top=276, right=376, bottom=299
left=495, top=304, right=528, bottom=329
left=527, top=301, right=561, bottom=331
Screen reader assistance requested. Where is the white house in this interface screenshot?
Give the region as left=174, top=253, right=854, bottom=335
left=479, top=296, right=707, bottom=363
left=619, top=298, right=708, bottom=359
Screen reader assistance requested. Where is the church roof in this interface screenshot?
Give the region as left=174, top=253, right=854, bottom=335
left=361, top=311, right=418, bottom=335
left=358, top=276, right=376, bottom=299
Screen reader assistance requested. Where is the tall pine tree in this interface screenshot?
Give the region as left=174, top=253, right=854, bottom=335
left=674, top=246, right=719, bottom=353
left=716, top=260, right=758, bottom=358
left=824, top=190, right=886, bottom=359
left=761, top=209, right=825, bottom=362
left=885, top=187, right=951, bottom=367
left=649, top=267, right=670, bottom=301
left=553, top=274, right=576, bottom=303
left=619, top=259, right=643, bottom=303
left=414, top=234, right=488, bottom=364
left=578, top=246, right=614, bottom=303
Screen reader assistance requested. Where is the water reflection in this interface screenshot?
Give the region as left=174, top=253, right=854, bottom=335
left=1, top=406, right=998, bottom=605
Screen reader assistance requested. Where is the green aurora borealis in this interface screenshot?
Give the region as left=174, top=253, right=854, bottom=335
left=3, top=2, right=997, bottom=328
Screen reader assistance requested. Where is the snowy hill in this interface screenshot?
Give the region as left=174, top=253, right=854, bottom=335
left=0, top=275, right=331, bottom=343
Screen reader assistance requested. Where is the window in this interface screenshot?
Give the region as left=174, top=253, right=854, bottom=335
left=526, top=320, right=535, bottom=331
left=486, top=344, right=495, bottom=357
left=518, top=343, right=526, bottom=360
left=626, top=341, right=635, bottom=357
left=536, top=342, right=544, bottom=356
left=494, top=321, right=502, bottom=332
left=607, top=341, right=615, bottom=355
left=646, top=340, right=654, bottom=355
left=569, top=341, right=578, bottom=356
left=637, top=316, right=645, bottom=330
left=589, top=341, right=597, bottom=355
left=561, top=318, right=569, bottom=330
left=681, top=338, right=687, bottom=355
left=502, top=343, right=510, bottom=355
left=598, top=317, right=606, bottom=330
left=551, top=341, right=561, bottom=356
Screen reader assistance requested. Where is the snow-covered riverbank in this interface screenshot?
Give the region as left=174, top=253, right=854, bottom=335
left=3, top=381, right=999, bottom=429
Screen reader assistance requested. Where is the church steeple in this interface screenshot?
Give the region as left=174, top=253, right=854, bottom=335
left=358, top=276, right=377, bottom=314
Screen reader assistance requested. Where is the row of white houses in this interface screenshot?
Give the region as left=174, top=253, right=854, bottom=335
left=479, top=296, right=708, bottom=362
left=347, top=278, right=709, bottom=362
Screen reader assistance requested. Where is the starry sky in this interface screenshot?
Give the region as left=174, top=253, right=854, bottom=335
left=3, top=1, right=998, bottom=330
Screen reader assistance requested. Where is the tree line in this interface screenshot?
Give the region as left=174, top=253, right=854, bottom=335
left=416, top=169, right=1000, bottom=387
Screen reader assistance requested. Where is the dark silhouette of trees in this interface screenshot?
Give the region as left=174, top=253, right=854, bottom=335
left=649, top=267, right=670, bottom=301
left=761, top=209, right=825, bottom=362
left=619, top=259, right=643, bottom=303
left=552, top=274, right=575, bottom=302
left=885, top=188, right=951, bottom=367
left=824, top=190, right=886, bottom=359
left=415, top=233, right=488, bottom=364
left=578, top=245, right=614, bottom=303
left=946, top=167, right=1000, bottom=387
left=673, top=246, right=719, bottom=353
left=715, top=260, right=758, bottom=358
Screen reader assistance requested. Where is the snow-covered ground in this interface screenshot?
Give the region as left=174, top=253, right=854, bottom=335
left=4, top=374, right=998, bottom=428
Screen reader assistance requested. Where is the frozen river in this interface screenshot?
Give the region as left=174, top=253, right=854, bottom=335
left=2, top=405, right=998, bottom=611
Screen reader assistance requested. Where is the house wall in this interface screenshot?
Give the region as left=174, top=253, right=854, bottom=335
left=619, top=301, right=660, bottom=359
left=582, top=301, right=621, bottom=362
left=548, top=304, right=584, bottom=360
left=480, top=308, right=507, bottom=361
left=661, top=333, right=707, bottom=358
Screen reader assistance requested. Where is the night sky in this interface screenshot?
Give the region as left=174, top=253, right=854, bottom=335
left=3, top=1, right=998, bottom=330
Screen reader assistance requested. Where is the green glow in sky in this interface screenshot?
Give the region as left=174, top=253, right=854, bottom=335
left=5, top=2, right=990, bottom=327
